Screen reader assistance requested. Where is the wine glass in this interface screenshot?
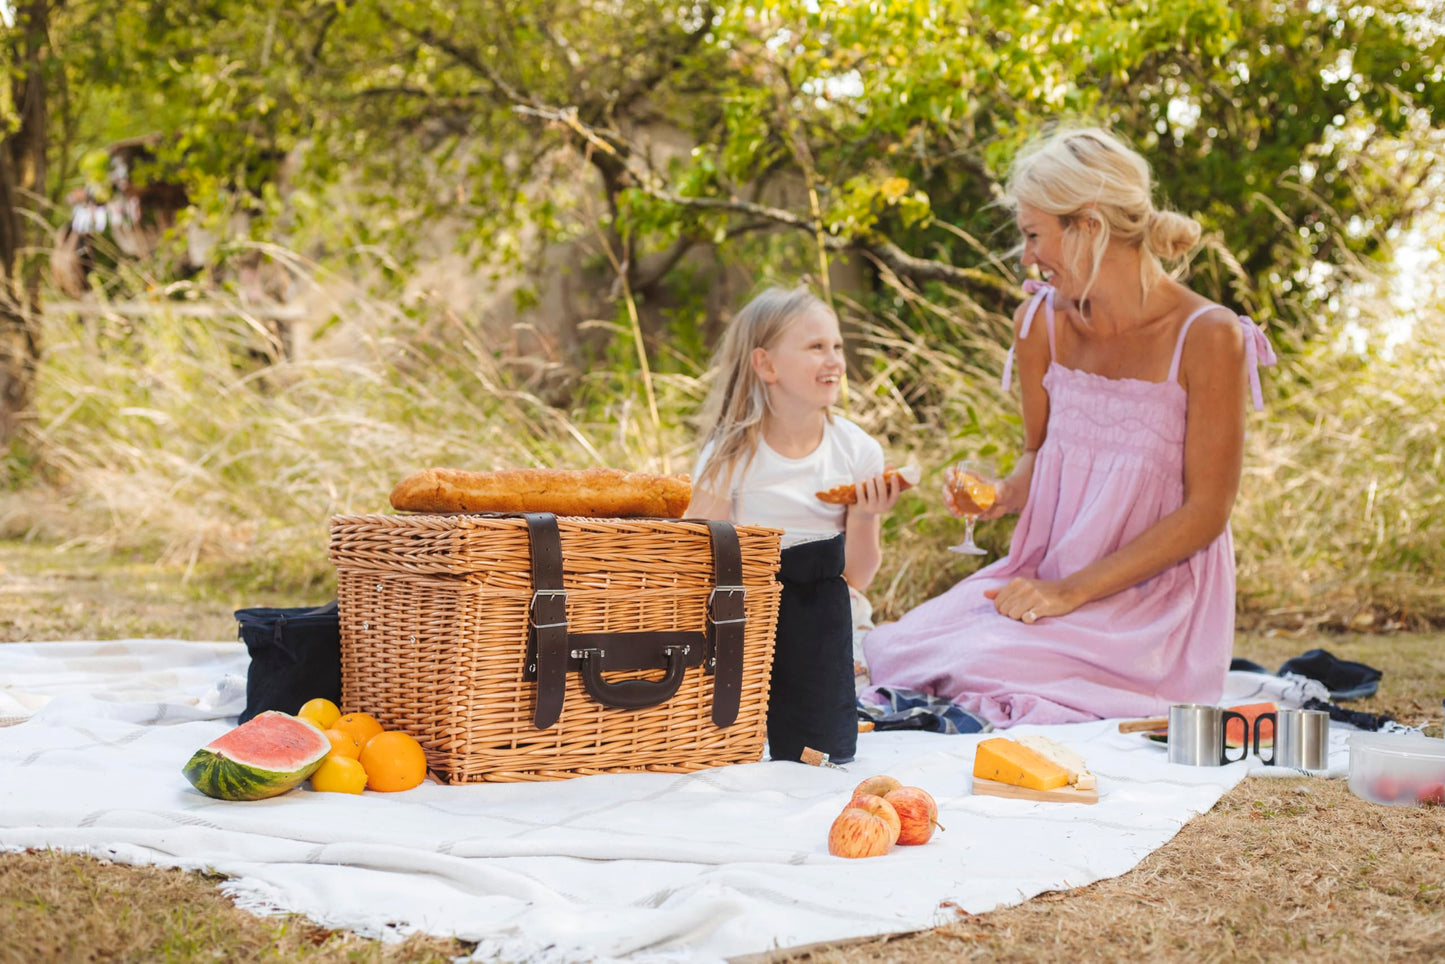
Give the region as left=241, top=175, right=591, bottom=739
left=945, top=459, right=998, bottom=555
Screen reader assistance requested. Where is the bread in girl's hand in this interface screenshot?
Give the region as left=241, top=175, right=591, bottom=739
left=815, top=464, right=921, bottom=505
left=390, top=467, right=692, bottom=518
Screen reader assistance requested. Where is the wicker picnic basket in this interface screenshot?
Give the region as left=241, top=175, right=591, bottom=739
left=328, top=512, right=783, bottom=783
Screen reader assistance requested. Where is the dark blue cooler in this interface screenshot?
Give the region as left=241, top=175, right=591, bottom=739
left=766, top=533, right=855, bottom=764
left=235, top=601, right=341, bottom=723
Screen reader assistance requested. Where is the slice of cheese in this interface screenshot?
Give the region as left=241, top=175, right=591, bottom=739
left=1016, top=734, right=1097, bottom=791
left=972, top=737, right=1070, bottom=791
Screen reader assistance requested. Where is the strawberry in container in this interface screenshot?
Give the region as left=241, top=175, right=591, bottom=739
left=1347, top=732, right=1445, bottom=806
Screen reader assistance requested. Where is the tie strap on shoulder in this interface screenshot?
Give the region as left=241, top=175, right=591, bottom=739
left=1238, top=315, right=1277, bottom=411
left=1001, top=281, right=1054, bottom=392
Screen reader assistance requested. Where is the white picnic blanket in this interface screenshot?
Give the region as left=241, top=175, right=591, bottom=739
left=0, top=640, right=1351, bottom=963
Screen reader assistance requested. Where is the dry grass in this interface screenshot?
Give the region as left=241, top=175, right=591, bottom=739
left=3, top=540, right=1443, bottom=964
left=6, top=254, right=1443, bottom=632
left=0, top=852, right=470, bottom=964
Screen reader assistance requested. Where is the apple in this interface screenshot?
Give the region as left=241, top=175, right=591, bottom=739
left=853, top=774, right=902, bottom=798
left=828, top=807, right=893, bottom=858
left=1415, top=782, right=1445, bottom=806
left=1373, top=775, right=1401, bottom=803
left=885, top=786, right=943, bottom=846
left=848, top=792, right=901, bottom=845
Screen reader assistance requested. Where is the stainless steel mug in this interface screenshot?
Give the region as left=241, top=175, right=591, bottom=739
left=1168, top=703, right=1248, bottom=766
left=1255, top=708, right=1330, bottom=769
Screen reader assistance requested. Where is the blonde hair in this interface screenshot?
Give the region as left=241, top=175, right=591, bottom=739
left=1003, top=127, right=1201, bottom=306
left=696, top=286, right=834, bottom=496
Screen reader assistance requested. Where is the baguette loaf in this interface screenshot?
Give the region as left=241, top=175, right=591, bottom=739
left=390, top=466, right=692, bottom=518
left=815, top=464, right=921, bottom=505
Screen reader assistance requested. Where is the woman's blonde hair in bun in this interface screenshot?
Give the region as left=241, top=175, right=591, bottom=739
left=1003, top=126, right=1201, bottom=305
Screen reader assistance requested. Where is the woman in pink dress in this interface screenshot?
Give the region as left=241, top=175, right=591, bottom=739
left=862, top=127, right=1276, bottom=727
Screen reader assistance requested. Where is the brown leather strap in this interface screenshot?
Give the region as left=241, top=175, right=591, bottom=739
left=705, top=520, right=747, bottom=728
left=525, top=513, right=568, bottom=729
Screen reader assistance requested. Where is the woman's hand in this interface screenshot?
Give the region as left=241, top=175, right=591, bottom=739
left=852, top=471, right=902, bottom=517
left=983, top=577, right=1082, bottom=624
left=942, top=459, right=1033, bottom=520
left=977, top=472, right=1029, bottom=520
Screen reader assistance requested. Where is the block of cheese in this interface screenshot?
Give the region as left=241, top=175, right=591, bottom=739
left=1016, top=734, right=1097, bottom=791
left=972, top=737, right=1070, bottom=791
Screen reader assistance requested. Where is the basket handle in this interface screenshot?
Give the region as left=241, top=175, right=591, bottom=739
left=524, top=514, right=748, bottom=730
left=577, top=645, right=689, bottom=709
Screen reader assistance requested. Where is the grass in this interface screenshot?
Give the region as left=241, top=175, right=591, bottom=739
left=6, top=246, right=1441, bottom=631
left=2, top=540, right=1443, bottom=964
left=0, top=850, right=468, bottom=964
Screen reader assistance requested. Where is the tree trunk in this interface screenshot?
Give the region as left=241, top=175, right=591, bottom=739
left=0, top=0, right=51, bottom=446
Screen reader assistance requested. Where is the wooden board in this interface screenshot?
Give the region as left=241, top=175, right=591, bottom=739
left=971, top=776, right=1099, bottom=804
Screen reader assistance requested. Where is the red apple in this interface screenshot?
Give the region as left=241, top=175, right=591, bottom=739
left=853, top=774, right=903, bottom=798
left=1416, top=782, right=1445, bottom=806
left=1373, top=775, right=1402, bottom=802
left=848, top=792, right=901, bottom=845
left=885, top=786, right=943, bottom=846
left=828, top=807, right=893, bottom=858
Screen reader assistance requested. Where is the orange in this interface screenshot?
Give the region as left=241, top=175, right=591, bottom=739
left=358, top=730, right=429, bottom=792
left=333, top=712, right=384, bottom=748
left=296, top=698, right=341, bottom=731
left=323, top=727, right=363, bottom=759
left=310, top=755, right=367, bottom=794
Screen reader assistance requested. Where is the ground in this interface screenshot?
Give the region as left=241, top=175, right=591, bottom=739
left=1, top=540, right=1442, bottom=964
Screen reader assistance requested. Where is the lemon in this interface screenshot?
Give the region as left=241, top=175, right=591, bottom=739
left=310, top=754, right=367, bottom=794
left=296, top=697, right=341, bottom=731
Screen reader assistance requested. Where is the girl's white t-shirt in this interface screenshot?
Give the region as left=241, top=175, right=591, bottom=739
left=693, top=416, right=885, bottom=547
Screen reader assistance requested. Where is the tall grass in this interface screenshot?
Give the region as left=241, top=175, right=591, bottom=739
left=5, top=265, right=702, bottom=594
left=1234, top=317, right=1445, bottom=630
left=4, top=245, right=1442, bottom=626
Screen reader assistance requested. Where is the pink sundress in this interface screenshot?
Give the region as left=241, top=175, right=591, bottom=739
left=862, top=282, right=1277, bottom=726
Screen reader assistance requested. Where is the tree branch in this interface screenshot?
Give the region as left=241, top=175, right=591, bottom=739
left=307, top=6, right=341, bottom=73
left=608, top=4, right=715, bottom=121
left=379, top=11, right=542, bottom=110
left=511, top=103, right=1016, bottom=301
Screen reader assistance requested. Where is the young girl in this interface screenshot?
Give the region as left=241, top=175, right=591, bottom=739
left=687, top=285, right=901, bottom=764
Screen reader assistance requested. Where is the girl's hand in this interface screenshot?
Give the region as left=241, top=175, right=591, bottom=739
left=852, top=471, right=902, bottom=517
left=983, top=577, right=1081, bottom=624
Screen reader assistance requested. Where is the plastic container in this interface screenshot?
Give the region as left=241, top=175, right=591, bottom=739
left=1347, top=731, right=1445, bottom=806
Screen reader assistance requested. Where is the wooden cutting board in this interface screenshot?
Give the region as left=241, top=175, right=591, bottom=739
left=971, top=777, right=1099, bottom=804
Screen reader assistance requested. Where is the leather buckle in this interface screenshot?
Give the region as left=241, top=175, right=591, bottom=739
left=530, top=588, right=569, bottom=630
left=707, top=585, right=747, bottom=625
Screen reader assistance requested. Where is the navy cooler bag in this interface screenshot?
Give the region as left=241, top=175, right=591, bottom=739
left=235, top=601, right=341, bottom=723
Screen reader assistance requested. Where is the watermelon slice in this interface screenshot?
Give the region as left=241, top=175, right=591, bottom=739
left=1225, top=701, right=1277, bottom=748
left=183, top=711, right=330, bottom=801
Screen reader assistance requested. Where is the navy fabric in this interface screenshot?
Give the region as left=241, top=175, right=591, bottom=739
left=236, top=601, right=341, bottom=723
left=857, top=686, right=991, bottom=735
left=767, top=535, right=856, bottom=764
left=1278, top=648, right=1383, bottom=701
left=1302, top=697, right=1395, bottom=731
